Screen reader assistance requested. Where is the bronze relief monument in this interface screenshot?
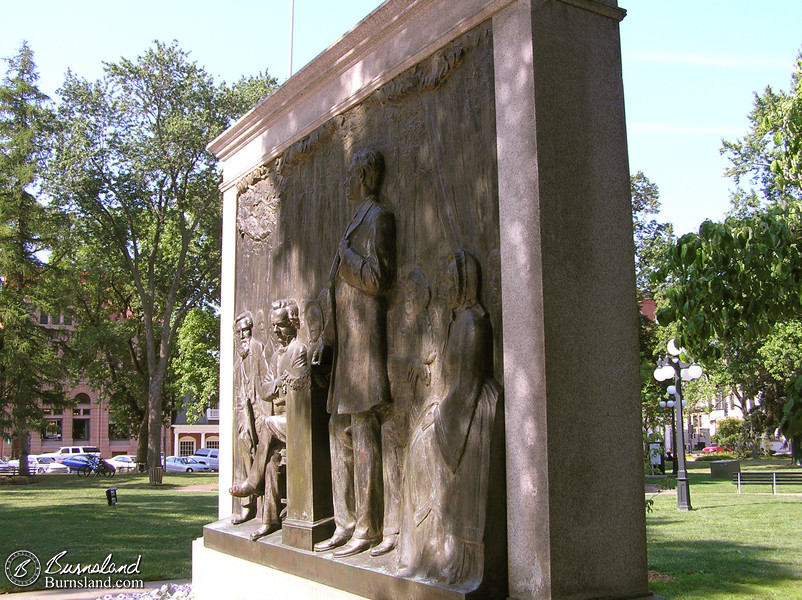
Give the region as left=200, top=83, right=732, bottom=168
left=315, top=148, right=397, bottom=558
left=226, top=135, right=502, bottom=590
left=196, top=2, right=652, bottom=600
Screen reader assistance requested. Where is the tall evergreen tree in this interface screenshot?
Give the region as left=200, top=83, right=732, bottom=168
left=0, top=42, right=67, bottom=473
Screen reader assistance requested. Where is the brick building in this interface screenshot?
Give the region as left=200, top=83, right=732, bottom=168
left=1, top=310, right=168, bottom=460
left=171, top=407, right=220, bottom=457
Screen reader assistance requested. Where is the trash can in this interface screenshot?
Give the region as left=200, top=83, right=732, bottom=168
left=149, top=467, right=163, bottom=485
left=106, top=487, right=118, bottom=506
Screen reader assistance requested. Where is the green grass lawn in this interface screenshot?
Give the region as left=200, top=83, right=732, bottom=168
left=646, top=457, right=802, bottom=600
left=3, top=459, right=800, bottom=597
left=0, top=471, right=217, bottom=593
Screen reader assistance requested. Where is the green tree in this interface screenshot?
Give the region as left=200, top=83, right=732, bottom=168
left=713, top=417, right=745, bottom=453
left=58, top=237, right=150, bottom=458
left=656, top=50, right=802, bottom=463
left=48, top=41, right=278, bottom=468
left=632, top=171, right=675, bottom=299
left=171, top=305, right=220, bottom=424
left=0, top=43, right=67, bottom=473
left=631, top=173, right=676, bottom=451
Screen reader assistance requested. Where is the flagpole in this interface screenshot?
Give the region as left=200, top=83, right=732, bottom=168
left=288, top=0, right=295, bottom=77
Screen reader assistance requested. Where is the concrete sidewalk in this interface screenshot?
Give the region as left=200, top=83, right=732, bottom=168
left=3, top=579, right=190, bottom=600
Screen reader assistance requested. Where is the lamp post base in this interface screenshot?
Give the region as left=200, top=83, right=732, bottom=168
left=676, top=477, right=692, bottom=511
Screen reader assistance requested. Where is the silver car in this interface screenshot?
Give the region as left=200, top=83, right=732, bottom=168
left=164, top=456, right=210, bottom=473
left=191, top=448, right=219, bottom=471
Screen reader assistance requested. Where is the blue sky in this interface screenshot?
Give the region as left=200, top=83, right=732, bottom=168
left=621, top=1, right=802, bottom=234
left=2, top=1, right=801, bottom=235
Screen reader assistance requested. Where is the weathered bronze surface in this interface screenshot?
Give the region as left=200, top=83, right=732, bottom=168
left=231, top=300, right=308, bottom=540
left=315, top=148, right=396, bottom=559
left=282, top=298, right=335, bottom=549
left=230, top=21, right=504, bottom=595
left=397, top=249, right=500, bottom=590
left=231, top=311, right=270, bottom=526
left=205, top=519, right=486, bottom=600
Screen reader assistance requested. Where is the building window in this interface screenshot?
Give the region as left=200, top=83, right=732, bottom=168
left=205, top=440, right=219, bottom=450
left=43, top=407, right=63, bottom=416
left=63, top=314, right=73, bottom=326
left=108, top=422, right=127, bottom=441
left=73, top=408, right=91, bottom=416
left=72, top=419, right=90, bottom=441
left=108, top=410, right=127, bottom=440
left=39, top=312, right=49, bottom=325
left=43, top=419, right=62, bottom=440
left=179, top=439, right=195, bottom=456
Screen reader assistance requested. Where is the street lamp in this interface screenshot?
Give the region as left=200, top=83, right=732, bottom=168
left=654, top=339, right=703, bottom=511
left=658, top=394, right=678, bottom=476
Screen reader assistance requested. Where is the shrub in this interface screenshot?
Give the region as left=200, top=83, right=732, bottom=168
left=713, top=417, right=743, bottom=452
left=693, top=453, right=736, bottom=462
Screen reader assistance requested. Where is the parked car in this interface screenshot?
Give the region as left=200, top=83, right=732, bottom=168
left=62, top=454, right=117, bottom=476
left=107, top=455, right=137, bottom=473
left=8, top=456, right=44, bottom=474
left=165, top=456, right=210, bottom=473
left=60, top=454, right=94, bottom=473
left=702, top=445, right=728, bottom=453
left=0, top=459, right=14, bottom=475
left=41, top=446, right=102, bottom=463
left=33, top=456, right=70, bottom=474
left=192, top=448, right=219, bottom=471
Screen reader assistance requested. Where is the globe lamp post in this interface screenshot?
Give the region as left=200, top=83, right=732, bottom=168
left=654, top=339, right=703, bottom=511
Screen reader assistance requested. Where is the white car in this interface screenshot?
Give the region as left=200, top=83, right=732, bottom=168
left=107, top=455, right=137, bottom=473
left=33, top=456, right=70, bottom=474
left=40, top=446, right=102, bottom=463
left=164, top=456, right=210, bottom=473
left=8, top=456, right=44, bottom=474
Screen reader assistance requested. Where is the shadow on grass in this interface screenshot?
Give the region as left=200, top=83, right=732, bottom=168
left=648, top=535, right=798, bottom=599
left=0, top=473, right=218, bottom=593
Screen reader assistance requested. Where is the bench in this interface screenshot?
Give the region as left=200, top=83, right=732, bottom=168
left=732, top=471, right=802, bottom=494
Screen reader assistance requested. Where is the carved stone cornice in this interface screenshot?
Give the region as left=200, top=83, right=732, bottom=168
left=556, top=0, right=626, bottom=21
left=232, top=22, right=490, bottom=198
left=210, top=0, right=516, bottom=192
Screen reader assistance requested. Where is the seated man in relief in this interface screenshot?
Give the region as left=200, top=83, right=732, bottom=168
left=230, top=299, right=309, bottom=540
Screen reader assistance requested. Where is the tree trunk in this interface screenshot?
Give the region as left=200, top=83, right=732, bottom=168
left=147, top=372, right=166, bottom=469
left=16, top=430, right=30, bottom=476
left=136, top=408, right=149, bottom=468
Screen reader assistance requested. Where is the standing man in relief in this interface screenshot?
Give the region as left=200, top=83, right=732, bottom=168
left=232, top=311, right=270, bottom=525
left=314, top=148, right=396, bottom=557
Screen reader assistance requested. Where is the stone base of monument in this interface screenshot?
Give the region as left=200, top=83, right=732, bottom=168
left=193, top=519, right=487, bottom=600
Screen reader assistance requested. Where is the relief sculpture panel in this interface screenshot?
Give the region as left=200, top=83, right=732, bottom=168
left=231, top=20, right=504, bottom=593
